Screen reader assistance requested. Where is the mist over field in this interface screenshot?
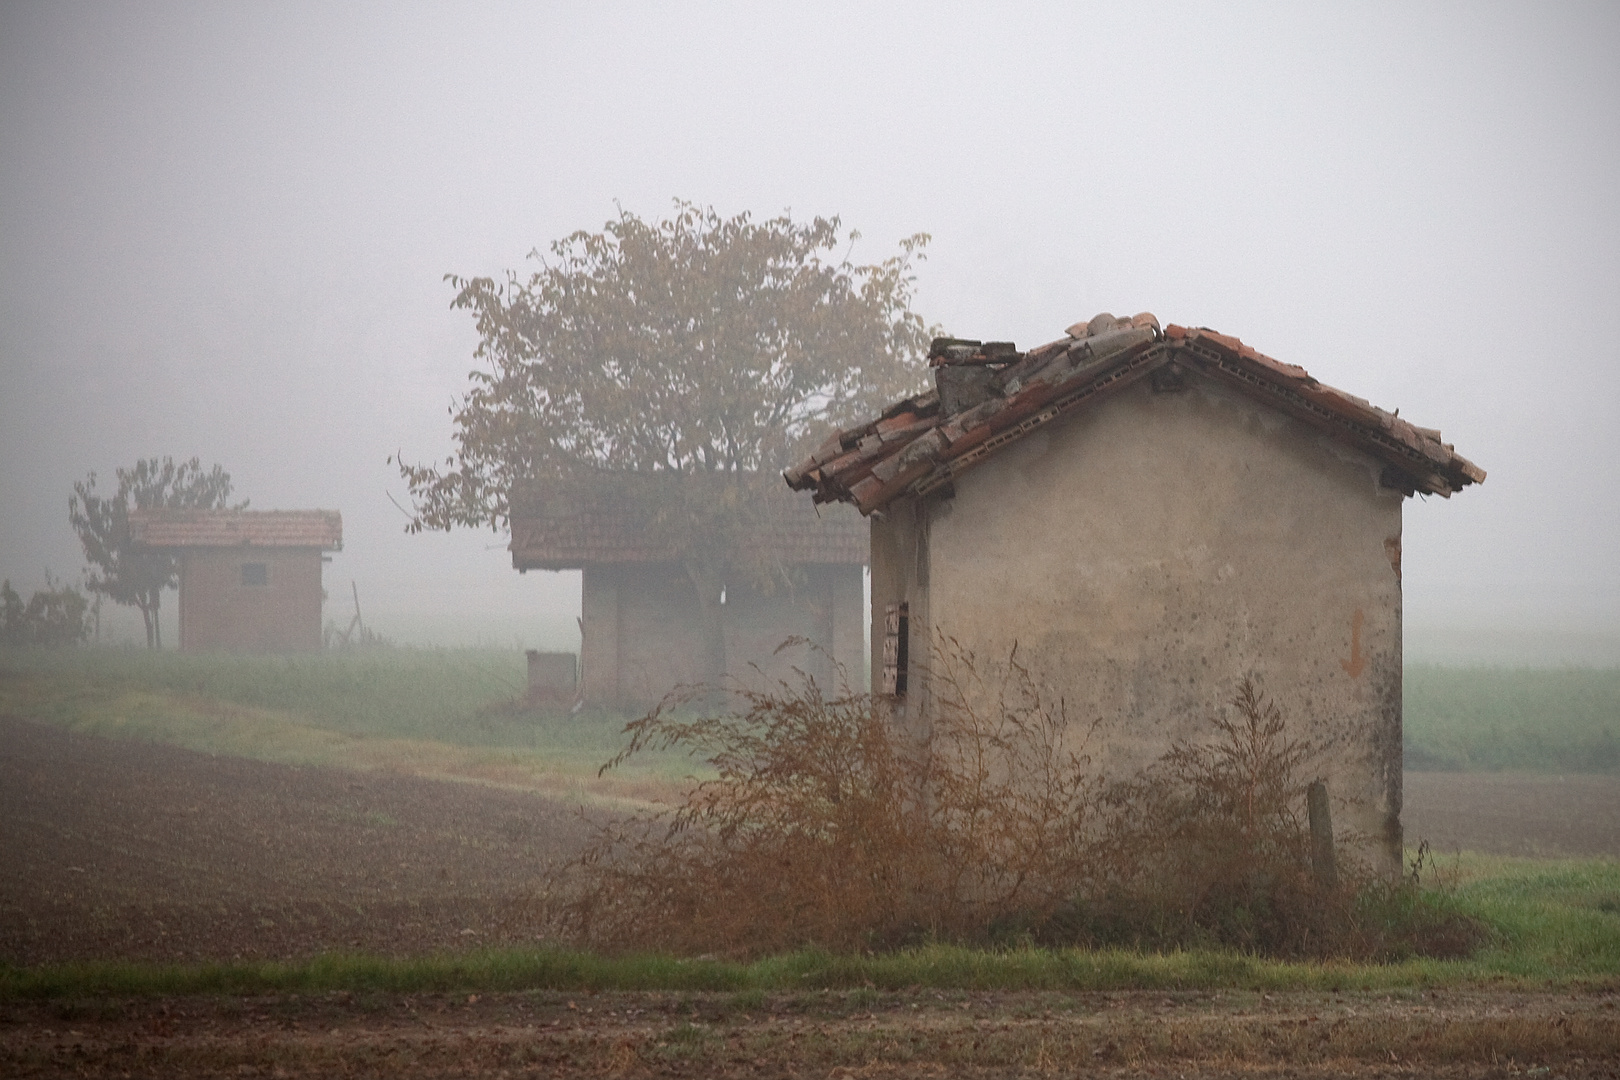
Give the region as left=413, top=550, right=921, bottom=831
left=2, top=2, right=1617, bottom=663
left=7, top=15, right=1620, bottom=1067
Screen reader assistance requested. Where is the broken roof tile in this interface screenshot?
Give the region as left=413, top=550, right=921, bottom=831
left=784, top=313, right=1484, bottom=513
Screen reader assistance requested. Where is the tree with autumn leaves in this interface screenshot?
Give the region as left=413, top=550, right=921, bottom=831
left=396, top=202, right=934, bottom=677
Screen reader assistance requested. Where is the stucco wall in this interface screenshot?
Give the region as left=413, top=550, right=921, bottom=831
left=870, top=497, right=932, bottom=737
left=177, top=547, right=325, bottom=653
left=873, top=372, right=1405, bottom=868
left=581, top=562, right=865, bottom=709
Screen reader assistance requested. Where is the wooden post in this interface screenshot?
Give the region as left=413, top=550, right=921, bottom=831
left=1307, top=780, right=1338, bottom=889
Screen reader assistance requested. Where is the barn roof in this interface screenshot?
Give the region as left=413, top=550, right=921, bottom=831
left=510, top=472, right=866, bottom=570
left=128, top=509, right=343, bottom=550
left=783, top=313, right=1485, bottom=515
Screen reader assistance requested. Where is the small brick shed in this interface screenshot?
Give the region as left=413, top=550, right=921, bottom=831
left=786, top=313, right=1484, bottom=870
left=509, top=474, right=867, bottom=710
left=129, top=509, right=342, bottom=653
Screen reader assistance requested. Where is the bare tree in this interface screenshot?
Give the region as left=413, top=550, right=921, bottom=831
left=69, top=457, right=243, bottom=648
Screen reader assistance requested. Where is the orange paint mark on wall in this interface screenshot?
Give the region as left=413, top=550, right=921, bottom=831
left=1340, top=608, right=1366, bottom=678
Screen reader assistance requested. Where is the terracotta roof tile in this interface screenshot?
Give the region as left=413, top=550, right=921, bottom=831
left=785, top=314, right=1484, bottom=513
left=128, top=510, right=342, bottom=550
left=510, top=473, right=866, bottom=570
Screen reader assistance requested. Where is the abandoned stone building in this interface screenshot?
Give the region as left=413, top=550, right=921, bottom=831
left=128, top=509, right=342, bottom=653
left=509, top=473, right=866, bottom=710
left=784, top=313, right=1483, bottom=868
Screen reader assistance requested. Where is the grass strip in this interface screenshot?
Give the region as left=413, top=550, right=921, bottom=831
left=0, top=647, right=658, bottom=765
left=4, top=942, right=1617, bottom=1002
left=3, top=856, right=1615, bottom=1001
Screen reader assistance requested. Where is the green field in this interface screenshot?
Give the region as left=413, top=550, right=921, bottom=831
left=0, top=645, right=534, bottom=743
left=1404, top=663, right=1620, bottom=774
left=0, top=646, right=694, bottom=798
left=2, top=648, right=1615, bottom=775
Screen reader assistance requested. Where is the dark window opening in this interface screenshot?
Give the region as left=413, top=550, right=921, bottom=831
left=882, top=601, right=909, bottom=697
left=241, top=562, right=268, bottom=587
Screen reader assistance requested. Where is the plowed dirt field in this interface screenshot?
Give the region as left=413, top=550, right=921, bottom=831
left=0, top=717, right=589, bottom=966
left=1404, top=770, right=1620, bottom=858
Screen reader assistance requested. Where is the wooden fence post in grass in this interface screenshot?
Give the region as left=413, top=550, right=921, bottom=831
left=1307, top=780, right=1338, bottom=890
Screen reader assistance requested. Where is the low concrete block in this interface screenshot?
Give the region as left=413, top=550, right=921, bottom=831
left=525, top=650, right=578, bottom=703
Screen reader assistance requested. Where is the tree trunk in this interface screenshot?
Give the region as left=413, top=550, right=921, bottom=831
left=138, top=591, right=161, bottom=649
left=684, top=560, right=726, bottom=687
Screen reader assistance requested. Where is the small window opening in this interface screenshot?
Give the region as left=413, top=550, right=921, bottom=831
left=241, top=562, right=268, bottom=587
left=881, top=601, right=909, bottom=697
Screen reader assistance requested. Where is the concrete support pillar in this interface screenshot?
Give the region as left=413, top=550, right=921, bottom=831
left=809, top=565, right=837, bottom=689
left=830, top=564, right=865, bottom=692
left=580, top=565, right=620, bottom=707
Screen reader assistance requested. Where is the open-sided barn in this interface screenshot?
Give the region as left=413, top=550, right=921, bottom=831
left=509, top=474, right=867, bottom=710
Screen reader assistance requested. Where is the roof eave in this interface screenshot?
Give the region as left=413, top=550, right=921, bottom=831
left=785, top=316, right=1484, bottom=514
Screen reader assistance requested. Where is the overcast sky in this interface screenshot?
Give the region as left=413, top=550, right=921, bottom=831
left=2, top=1, right=1616, bottom=661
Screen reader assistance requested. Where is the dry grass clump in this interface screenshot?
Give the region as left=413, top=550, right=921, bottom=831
left=546, top=663, right=922, bottom=955
left=910, top=641, right=1112, bottom=942
left=1064, top=679, right=1331, bottom=954
left=543, top=643, right=1484, bottom=960
left=1067, top=682, right=1484, bottom=959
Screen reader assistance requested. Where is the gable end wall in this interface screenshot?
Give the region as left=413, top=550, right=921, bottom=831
left=874, top=373, right=1406, bottom=870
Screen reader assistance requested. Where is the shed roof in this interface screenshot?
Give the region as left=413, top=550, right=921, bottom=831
left=128, top=509, right=343, bottom=550
left=784, top=313, right=1485, bottom=514
left=510, top=472, right=867, bottom=570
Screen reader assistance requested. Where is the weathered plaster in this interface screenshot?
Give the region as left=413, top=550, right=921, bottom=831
left=870, top=495, right=933, bottom=732
left=872, top=371, right=1406, bottom=869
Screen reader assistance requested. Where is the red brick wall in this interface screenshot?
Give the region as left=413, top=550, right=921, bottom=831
left=178, top=547, right=324, bottom=652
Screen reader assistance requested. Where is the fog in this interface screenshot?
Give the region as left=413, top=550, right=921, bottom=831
left=2, top=1, right=1616, bottom=663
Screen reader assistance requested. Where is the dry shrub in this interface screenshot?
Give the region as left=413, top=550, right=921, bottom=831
left=1056, top=681, right=1485, bottom=959
left=1069, top=679, right=1328, bottom=954
left=918, top=639, right=1109, bottom=937
left=543, top=656, right=926, bottom=955
left=543, top=642, right=1484, bottom=960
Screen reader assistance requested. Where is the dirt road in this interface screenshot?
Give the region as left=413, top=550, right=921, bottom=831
left=3, top=985, right=1618, bottom=1078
